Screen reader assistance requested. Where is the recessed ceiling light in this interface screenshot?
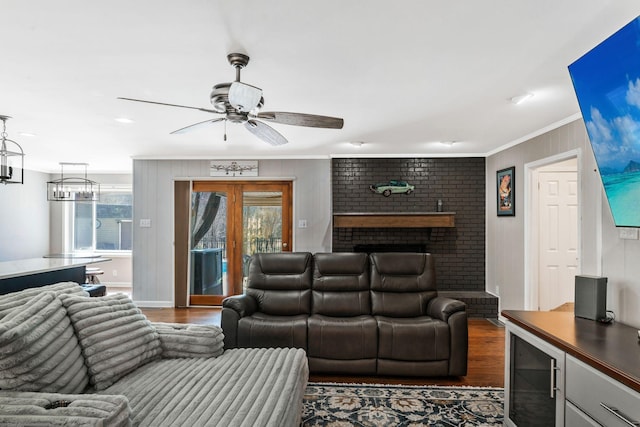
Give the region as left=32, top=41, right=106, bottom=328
left=509, top=93, right=534, bottom=105
left=349, top=141, right=363, bottom=147
left=18, top=132, right=36, bottom=137
left=115, top=117, right=135, bottom=124
left=440, top=141, right=456, bottom=147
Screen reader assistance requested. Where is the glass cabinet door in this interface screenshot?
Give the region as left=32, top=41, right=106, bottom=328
left=505, top=324, right=565, bottom=427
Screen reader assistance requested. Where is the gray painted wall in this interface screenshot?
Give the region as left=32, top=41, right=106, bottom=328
left=0, top=169, right=49, bottom=261
left=486, top=119, right=640, bottom=327
left=132, top=159, right=331, bottom=306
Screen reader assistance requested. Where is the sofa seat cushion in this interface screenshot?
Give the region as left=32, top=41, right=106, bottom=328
left=376, top=316, right=450, bottom=361
left=0, top=292, right=89, bottom=393
left=238, top=313, right=308, bottom=349
left=59, top=293, right=162, bottom=391
left=308, top=314, right=377, bottom=360
left=0, top=391, right=131, bottom=426
left=99, top=347, right=308, bottom=427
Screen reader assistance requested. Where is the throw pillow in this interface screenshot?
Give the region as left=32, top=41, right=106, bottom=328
left=59, top=293, right=162, bottom=391
left=153, top=322, right=224, bottom=358
left=0, top=291, right=89, bottom=393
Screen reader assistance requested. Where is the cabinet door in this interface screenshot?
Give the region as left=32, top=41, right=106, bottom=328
left=566, top=355, right=640, bottom=427
left=505, top=323, right=565, bottom=427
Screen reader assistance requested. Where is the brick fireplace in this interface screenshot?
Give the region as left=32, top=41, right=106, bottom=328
left=331, top=157, right=497, bottom=318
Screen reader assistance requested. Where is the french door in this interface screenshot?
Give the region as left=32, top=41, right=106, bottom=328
left=175, top=180, right=292, bottom=306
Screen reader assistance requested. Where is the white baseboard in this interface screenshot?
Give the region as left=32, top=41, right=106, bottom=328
left=133, top=300, right=173, bottom=308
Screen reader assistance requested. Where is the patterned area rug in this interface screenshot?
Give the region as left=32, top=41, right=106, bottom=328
left=301, top=382, right=504, bottom=427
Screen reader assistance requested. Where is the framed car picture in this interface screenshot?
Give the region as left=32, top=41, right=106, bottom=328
left=497, top=167, right=515, bottom=216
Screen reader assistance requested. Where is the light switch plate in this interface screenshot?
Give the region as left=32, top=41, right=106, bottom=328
left=140, top=219, right=152, bottom=228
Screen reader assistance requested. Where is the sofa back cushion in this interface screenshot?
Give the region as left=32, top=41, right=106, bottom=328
left=0, top=291, right=89, bottom=393
left=370, top=252, right=437, bottom=317
left=246, top=252, right=313, bottom=316
left=59, top=293, right=162, bottom=391
left=312, top=252, right=371, bottom=316
left=0, top=282, right=88, bottom=320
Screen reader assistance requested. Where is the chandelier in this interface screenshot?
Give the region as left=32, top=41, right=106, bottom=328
left=0, top=115, right=25, bottom=185
left=47, top=162, right=100, bottom=202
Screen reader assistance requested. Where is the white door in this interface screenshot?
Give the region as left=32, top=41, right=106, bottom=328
left=538, top=169, right=579, bottom=311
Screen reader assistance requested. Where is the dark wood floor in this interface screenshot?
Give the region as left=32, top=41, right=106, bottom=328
left=141, top=307, right=505, bottom=388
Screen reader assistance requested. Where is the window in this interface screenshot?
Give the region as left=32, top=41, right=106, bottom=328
left=67, top=187, right=133, bottom=253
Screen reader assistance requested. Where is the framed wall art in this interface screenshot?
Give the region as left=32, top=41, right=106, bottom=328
left=497, top=166, right=515, bottom=216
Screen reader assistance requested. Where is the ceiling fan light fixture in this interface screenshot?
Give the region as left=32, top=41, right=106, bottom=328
left=229, top=82, right=263, bottom=113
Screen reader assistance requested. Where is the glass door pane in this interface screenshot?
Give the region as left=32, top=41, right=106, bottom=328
left=242, top=191, right=284, bottom=289
left=509, top=334, right=557, bottom=426
left=190, top=190, right=228, bottom=304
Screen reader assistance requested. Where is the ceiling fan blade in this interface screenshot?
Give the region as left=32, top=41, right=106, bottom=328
left=118, top=97, right=220, bottom=114
left=257, top=111, right=344, bottom=129
left=171, top=118, right=225, bottom=134
left=244, top=120, right=288, bottom=146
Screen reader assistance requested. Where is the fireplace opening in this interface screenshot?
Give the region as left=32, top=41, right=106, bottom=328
left=353, top=243, right=427, bottom=253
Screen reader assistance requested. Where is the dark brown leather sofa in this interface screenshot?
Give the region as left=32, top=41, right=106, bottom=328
left=221, top=251, right=468, bottom=377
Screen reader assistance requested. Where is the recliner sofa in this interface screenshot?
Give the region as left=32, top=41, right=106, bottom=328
left=222, top=251, right=468, bottom=377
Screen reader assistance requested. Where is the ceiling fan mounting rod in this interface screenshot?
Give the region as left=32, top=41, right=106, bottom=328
left=227, top=53, right=250, bottom=82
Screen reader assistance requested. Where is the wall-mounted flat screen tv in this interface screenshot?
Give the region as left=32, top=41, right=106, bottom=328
left=569, top=15, right=640, bottom=227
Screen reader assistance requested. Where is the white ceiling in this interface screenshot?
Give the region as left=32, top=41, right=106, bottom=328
left=3, top=1, right=640, bottom=173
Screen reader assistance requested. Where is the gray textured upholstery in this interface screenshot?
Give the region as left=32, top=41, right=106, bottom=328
left=99, top=347, right=308, bottom=427
left=0, top=291, right=89, bottom=393
left=223, top=252, right=468, bottom=377
left=0, top=285, right=309, bottom=427
left=0, top=391, right=131, bottom=426
left=59, top=293, right=162, bottom=391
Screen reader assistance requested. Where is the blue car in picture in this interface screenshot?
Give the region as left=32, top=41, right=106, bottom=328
left=369, top=180, right=415, bottom=197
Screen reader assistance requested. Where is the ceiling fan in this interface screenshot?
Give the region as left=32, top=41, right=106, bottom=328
left=118, top=53, right=344, bottom=146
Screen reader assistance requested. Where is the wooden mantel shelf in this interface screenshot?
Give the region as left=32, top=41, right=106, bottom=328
left=333, top=212, right=455, bottom=228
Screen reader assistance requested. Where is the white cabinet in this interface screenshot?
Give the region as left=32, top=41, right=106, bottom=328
left=566, top=355, right=640, bottom=427
left=505, top=322, right=565, bottom=427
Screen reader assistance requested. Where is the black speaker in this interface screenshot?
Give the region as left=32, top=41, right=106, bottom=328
left=574, top=275, right=607, bottom=320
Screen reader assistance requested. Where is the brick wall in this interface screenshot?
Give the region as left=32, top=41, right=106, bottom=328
left=332, top=157, right=486, bottom=292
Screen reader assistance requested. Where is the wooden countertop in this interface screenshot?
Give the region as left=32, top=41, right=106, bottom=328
left=502, top=310, right=640, bottom=393
left=0, top=257, right=110, bottom=280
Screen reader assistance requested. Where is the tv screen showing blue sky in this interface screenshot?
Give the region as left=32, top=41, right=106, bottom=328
left=569, top=16, right=640, bottom=227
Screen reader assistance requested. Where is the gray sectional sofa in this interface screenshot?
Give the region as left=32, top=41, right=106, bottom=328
left=0, top=282, right=308, bottom=426
left=222, top=251, right=468, bottom=377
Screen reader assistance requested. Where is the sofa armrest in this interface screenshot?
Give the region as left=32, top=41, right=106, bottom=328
left=222, top=294, right=258, bottom=317
left=0, top=391, right=131, bottom=426
left=152, top=322, right=224, bottom=359
left=220, top=294, right=258, bottom=350
left=427, top=296, right=466, bottom=322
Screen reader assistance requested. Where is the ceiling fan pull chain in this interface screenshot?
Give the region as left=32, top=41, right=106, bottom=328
left=224, top=119, right=227, bottom=141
